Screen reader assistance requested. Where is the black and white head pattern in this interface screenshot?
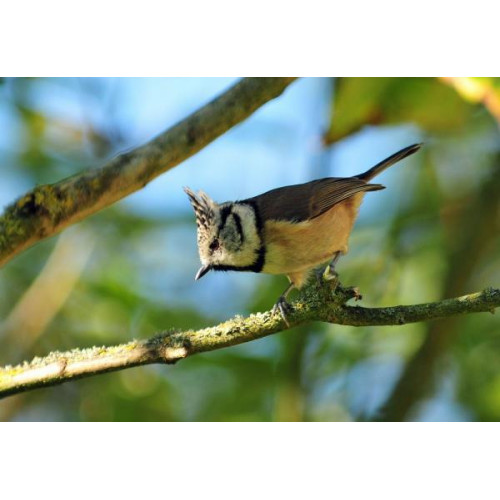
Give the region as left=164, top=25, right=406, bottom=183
left=184, top=187, right=264, bottom=274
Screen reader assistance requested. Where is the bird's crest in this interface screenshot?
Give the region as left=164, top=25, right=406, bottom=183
left=183, top=187, right=217, bottom=232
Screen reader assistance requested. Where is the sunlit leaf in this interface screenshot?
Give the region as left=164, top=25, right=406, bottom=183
left=325, top=77, right=479, bottom=144
left=440, top=77, right=500, bottom=123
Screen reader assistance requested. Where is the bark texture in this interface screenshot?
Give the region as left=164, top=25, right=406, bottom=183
left=0, top=78, right=296, bottom=267
left=1, top=283, right=498, bottom=399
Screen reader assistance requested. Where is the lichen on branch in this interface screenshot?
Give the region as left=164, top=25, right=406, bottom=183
left=0, top=77, right=297, bottom=267
left=1, top=282, right=498, bottom=400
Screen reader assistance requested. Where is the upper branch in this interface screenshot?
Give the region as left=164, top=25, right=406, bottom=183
left=0, top=77, right=297, bottom=267
left=0, top=283, right=498, bottom=399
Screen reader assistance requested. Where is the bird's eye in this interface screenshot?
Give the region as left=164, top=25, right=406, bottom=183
left=209, top=239, right=220, bottom=252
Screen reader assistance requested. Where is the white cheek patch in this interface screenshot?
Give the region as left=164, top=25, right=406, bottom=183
left=221, top=204, right=261, bottom=267
left=231, top=204, right=259, bottom=244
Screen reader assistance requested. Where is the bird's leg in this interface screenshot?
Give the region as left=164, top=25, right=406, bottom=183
left=323, top=251, right=341, bottom=282
left=314, top=268, right=324, bottom=286
left=272, top=282, right=295, bottom=326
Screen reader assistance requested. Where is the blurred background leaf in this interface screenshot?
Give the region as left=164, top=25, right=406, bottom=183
left=324, top=77, right=487, bottom=144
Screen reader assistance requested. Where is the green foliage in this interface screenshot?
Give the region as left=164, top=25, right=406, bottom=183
left=324, top=77, right=492, bottom=143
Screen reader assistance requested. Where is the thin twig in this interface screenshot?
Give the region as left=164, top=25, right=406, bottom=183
left=378, top=163, right=500, bottom=421
left=1, top=283, right=498, bottom=399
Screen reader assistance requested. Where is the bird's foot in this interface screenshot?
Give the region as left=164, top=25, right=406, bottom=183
left=322, top=264, right=339, bottom=291
left=272, top=296, right=292, bottom=326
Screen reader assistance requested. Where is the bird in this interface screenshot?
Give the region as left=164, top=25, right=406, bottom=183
left=184, top=143, right=422, bottom=321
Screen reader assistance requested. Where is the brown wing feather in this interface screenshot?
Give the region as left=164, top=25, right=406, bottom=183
left=246, top=178, right=385, bottom=223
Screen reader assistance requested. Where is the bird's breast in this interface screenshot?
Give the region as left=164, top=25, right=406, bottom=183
left=261, top=194, right=363, bottom=276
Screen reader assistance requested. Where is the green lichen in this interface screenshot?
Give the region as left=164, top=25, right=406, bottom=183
left=1, top=286, right=499, bottom=399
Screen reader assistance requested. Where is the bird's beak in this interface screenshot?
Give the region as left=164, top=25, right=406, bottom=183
left=195, top=264, right=212, bottom=280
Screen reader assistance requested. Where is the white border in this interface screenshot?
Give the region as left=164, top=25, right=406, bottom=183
left=1, top=423, right=497, bottom=499
left=1, top=1, right=496, bottom=75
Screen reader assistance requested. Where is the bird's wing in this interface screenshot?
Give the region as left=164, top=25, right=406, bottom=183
left=246, top=177, right=385, bottom=223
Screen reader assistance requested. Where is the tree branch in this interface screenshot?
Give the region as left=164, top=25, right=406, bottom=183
left=0, top=77, right=297, bottom=267
left=1, top=283, right=498, bottom=399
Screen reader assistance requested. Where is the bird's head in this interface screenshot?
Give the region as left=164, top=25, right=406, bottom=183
left=184, top=187, right=263, bottom=278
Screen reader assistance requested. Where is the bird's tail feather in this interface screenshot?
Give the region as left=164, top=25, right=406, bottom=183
left=357, top=143, right=422, bottom=181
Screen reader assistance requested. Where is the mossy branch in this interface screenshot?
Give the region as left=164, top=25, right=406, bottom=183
left=0, top=77, right=297, bottom=267
left=1, top=283, right=498, bottom=399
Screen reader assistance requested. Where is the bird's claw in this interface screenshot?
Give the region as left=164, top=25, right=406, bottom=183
left=323, top=264, right=338, bottom=281
left=273, top=296, right=292, bottom=326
